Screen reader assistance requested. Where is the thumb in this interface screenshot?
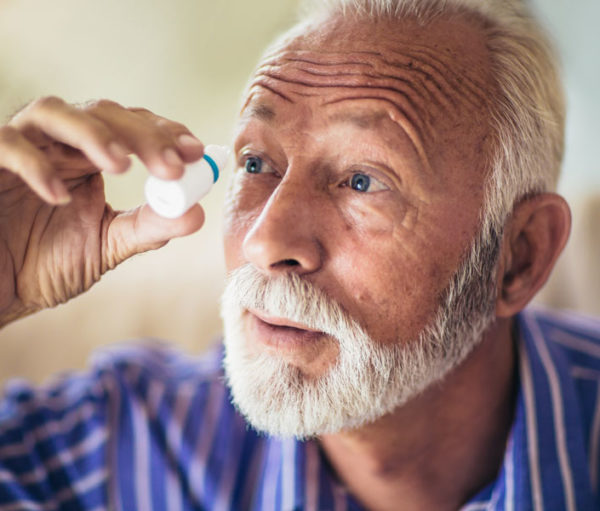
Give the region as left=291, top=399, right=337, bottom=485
left=104, top=203, right=205, bottom=269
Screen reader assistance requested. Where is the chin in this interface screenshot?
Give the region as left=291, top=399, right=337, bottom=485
left=222, top=300, right=424, bottom=439
left=219, top=259, right=498, bottom=438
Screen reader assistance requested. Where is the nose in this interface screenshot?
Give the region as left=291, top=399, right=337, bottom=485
left=242, top=178, right=324, bottom=275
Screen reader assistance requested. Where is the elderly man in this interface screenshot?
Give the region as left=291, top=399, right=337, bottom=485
left=0, top=0, right=597, bottom=509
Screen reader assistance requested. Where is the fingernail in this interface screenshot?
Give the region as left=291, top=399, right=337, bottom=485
left=51, top=179, right=71, bottom=204
left=177, top=134, right=203, bottom=148
left=108, top=141, right=129, bottom=160
left=163, top=147, right=183, bottom=167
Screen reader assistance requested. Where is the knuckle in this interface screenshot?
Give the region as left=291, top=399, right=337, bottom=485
left=132, top=111, right=177, bottom=140
left=84, top=98, right=121, bottom=113
left=96, top=98, right=120, bottom=109
left=129, top=106, right=153, bottom=116
left=155, top=118, right=171, bottom=129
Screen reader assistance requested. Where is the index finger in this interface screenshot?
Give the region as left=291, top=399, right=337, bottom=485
left=10, top=96, right=131, bottom=175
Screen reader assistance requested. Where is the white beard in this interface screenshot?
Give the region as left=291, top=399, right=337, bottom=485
left=220, top=226, right=500, bottom=439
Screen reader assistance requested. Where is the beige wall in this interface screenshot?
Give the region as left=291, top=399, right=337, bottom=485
left=0, top=0, right=598, bottom=384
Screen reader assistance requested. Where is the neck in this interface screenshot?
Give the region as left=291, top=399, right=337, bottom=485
left=318, top=317, right=517, bottom=511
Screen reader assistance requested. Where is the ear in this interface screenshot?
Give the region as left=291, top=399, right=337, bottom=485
left=495, top=193, right=571, bottom=318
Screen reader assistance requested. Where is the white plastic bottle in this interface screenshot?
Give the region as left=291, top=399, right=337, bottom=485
left=145, top=144, right=230, bottom=219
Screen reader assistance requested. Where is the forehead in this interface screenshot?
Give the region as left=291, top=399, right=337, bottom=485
left=238, top=13, right=493, bottom=178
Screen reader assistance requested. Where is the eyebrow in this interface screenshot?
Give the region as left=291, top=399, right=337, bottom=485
left=243, top=103, right=276, bottom=122
left=244, top=104, right=389, bottom=130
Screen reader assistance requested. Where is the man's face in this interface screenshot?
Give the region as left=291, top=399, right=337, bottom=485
left=221, top=14, right=496, bottom=435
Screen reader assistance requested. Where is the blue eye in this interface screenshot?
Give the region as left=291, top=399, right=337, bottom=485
left=350, top=173, right=371, bottom=192
left=245, top=156, right=263, bottom=174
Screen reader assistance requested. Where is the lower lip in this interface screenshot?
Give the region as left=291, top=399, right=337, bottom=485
left=246, top=312, right=324, bottom=351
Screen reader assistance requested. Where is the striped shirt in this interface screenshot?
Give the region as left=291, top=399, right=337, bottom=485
left=0, top=307, right=599, bottom=510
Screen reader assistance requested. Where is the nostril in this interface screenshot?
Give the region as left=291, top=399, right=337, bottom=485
left=269, top=259, right=300, bottom=270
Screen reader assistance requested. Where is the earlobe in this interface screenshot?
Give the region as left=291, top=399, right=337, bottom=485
left=496, top=193, right=571, bottom=318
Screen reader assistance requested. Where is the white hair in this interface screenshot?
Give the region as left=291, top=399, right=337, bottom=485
left=297, top=0, right=566, bottom=236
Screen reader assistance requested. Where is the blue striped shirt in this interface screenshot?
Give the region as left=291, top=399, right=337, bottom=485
left=1, top=307, right=599, bottom=510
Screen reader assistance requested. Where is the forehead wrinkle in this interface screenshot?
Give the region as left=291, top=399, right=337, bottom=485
left=382, top=46, right=490, bottom=111
left=296, top=65, right=449, bottom=119
left=253, top=45, right=488, bottom=133
left=394, top=38, right=491, bottom=92
left=271, top=49, right=385, bottom=66
left=275, top=43, right=489, bottom=107
left=253, top=56, right=434, bottom=133
left=256, top=67, right=428, bottom=144
left=409, top=51, right=488, bottom=111
left=274, top=52, right=448, bottom=115
left=325, top=95, right=433, bottom=175
left=253, top=81, right=295, bottom=104
left=240, top=89, right=293, bottom=122
left=242, top=34, right=491, bottom=178
left=249, top=55, right=442, bottom=166
left=271, top=41, right=489, bottom=114
left=326, top=108, right=431, bottom=176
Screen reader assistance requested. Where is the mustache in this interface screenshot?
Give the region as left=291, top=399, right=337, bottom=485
left=220, top=264, right=369, bottom=344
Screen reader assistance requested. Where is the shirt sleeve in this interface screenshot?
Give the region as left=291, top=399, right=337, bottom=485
left=0, top=358, right=113, bottom=510
left=0, top=340, right=228, bottom=511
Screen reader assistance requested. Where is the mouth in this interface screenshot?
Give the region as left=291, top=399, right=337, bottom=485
left=248, top=309, right=321, bottom=332
left=246, top=308, right=325, bottom=349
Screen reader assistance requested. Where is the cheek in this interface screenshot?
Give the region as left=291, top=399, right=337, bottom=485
left=330, top=245, right=443, bottom=345
left=223, top=175, right=268, bottom=269
left=326, top=205, right=453, bottom=345
left=224, top=173, right=266, bottom=219
left=342, top=194, right=417, bottom=239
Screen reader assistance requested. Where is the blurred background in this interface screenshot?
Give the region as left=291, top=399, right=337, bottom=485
left=0, top=0, right=598, bottom=383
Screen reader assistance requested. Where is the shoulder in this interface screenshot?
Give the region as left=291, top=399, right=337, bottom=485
left=89, top=338, right=225, bottom=385
left=0, top=341, right=236, bottom=509
left=518, top=306, right=600, bottom=377
left=87, top=339, right=232, bottom=429
left=517, top=306, right=600, bottom=439
left=510, top=309, right=600, bottom=511
left=0, top=339, right=228, bottom=434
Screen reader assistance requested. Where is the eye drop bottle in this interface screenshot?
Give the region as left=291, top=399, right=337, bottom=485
left=145, top=144, right=230, bottom=219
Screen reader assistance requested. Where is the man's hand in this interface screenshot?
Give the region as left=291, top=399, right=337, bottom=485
left=0, top=97, right=207, bottom=327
